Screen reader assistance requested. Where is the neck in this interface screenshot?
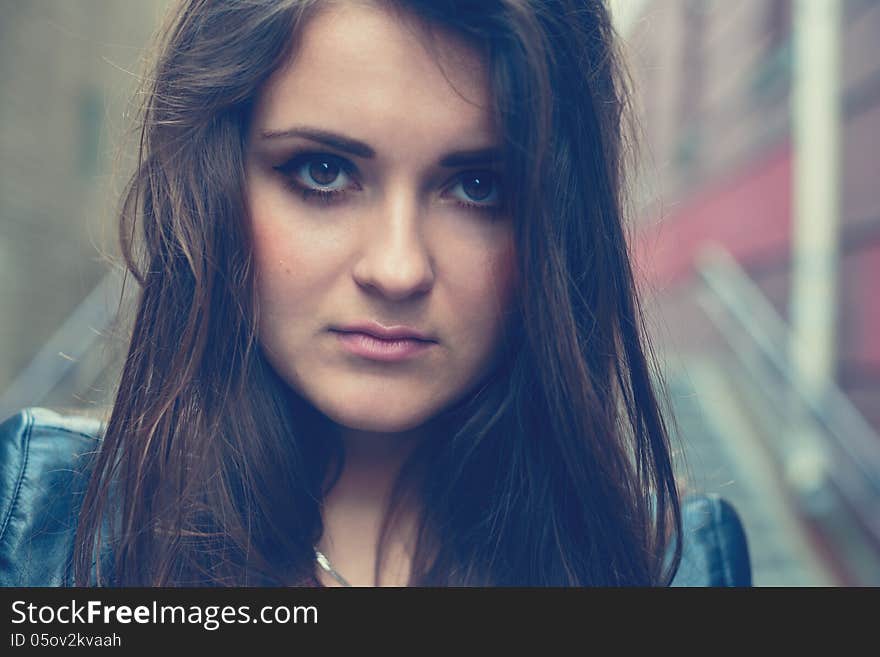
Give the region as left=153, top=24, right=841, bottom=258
left=316, top=424, right=429, bottom=586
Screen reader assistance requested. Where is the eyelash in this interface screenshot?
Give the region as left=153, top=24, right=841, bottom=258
left=273, top=151, right=504, bottom=215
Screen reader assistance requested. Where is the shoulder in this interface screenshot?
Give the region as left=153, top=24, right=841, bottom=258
left=668, top=493, right=752, bottom=587
left=0, top=407, right=106, bottom=586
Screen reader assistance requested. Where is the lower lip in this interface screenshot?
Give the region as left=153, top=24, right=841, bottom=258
left=334, top=331, right=435, bottom=362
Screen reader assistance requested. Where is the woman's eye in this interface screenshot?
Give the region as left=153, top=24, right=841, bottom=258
left=273, top=156, right=502, bottom=213
left=300, top=157, right=348, bottom=189
left=274, top=153, right=357, bottom=204
left=449, top=171, right=502, bottom=211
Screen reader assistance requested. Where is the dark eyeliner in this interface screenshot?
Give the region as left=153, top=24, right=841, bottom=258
left=449, top=170, right=504, bottom=214
left=273, top=151, right=358, bottom=205
left=273, top=153, right=503, bottom=213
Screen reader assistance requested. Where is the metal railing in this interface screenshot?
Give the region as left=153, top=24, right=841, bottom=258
left=0, top=271, right=125, bottom=420
left=694, top=243, right=880, bottom=556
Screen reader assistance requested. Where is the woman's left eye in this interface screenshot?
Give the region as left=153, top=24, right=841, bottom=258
left=447, top=171, right=502, bottom=211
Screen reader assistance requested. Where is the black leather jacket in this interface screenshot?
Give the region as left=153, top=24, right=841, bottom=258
left=0, top=407, right=752, bottom=586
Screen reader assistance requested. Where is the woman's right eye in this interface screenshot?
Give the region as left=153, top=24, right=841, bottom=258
left=274, top=153, right=359, bottom=205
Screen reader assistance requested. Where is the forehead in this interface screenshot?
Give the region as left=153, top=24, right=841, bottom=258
left=251, top=2, right=495, bottom=149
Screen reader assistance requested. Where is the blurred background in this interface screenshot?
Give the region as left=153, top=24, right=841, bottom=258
left=0, top=0, right=878, bottom=585
left=0, top=0, right=167, bottom=415
left=613, top=0, right=880, bottom=586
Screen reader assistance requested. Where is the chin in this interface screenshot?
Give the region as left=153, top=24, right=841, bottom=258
left=322, top=398, right=441, bottom=435
left=336, top=411, right=435, bottom=434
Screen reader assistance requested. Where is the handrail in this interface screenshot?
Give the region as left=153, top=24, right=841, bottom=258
left=0, top=271, right=125, bottom=420
left=693, top=243, right=880, bottom=545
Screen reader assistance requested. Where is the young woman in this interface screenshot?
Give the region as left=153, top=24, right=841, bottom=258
left=20, top=0, right=686, bottom=586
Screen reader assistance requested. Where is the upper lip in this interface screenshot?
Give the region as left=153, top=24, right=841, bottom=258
left=333, top=321, right=436, bottom=342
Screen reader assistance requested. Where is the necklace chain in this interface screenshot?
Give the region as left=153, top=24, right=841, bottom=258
left=314, top=547, right=353, bottom=587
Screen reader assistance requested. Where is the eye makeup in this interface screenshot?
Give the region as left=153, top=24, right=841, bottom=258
left=273, top=151, right=359, bottom=205
left=271, top=149, right=506, bottom=215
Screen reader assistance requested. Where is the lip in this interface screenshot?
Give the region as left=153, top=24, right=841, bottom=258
left=333, top=321, right=436, bottom=342
left=333, top=330, right=435, bottom=362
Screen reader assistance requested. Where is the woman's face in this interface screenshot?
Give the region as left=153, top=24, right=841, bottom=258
left=245, top=2, right=517, bottom=434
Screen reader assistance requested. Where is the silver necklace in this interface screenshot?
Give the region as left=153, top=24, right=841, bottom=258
left=314, top=547, right=353, bottom=587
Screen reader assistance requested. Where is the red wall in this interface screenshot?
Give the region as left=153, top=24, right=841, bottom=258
left=634, top=138, right=880, bottom=372
left=634, top=142, right=792, bottom=289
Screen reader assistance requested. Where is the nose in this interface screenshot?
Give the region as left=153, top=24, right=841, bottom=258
left=352, top=186, right=435, bottom=301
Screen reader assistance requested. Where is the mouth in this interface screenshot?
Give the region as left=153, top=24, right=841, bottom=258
left=332, top=321, right=436, bottom=343
left=331, top=329, right=435, bottom=362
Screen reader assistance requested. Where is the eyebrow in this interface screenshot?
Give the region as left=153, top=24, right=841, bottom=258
left=259, top=126, right=502, bottom=168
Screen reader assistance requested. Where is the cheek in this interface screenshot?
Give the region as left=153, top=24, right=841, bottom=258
left=251, top=221, right=300, bottom=318
left=446, top=234, right=518, bottom=346
left=475, top=233, right=518, bottom=328
left=492, top=238, right=518, bottom=310
left=248, top=215, right=323, bottom=363
left=248, top=182, right=328, bottom=307
left=248, top=201, right=327, bottom=385
left=249, top=182, right=295, bottom=271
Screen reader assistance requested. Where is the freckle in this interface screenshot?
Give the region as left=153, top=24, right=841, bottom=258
left=285, top=268, right=291, bottom=275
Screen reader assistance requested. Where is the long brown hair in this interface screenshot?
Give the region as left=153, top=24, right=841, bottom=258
left=75, top=0, right=683, bottom=586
